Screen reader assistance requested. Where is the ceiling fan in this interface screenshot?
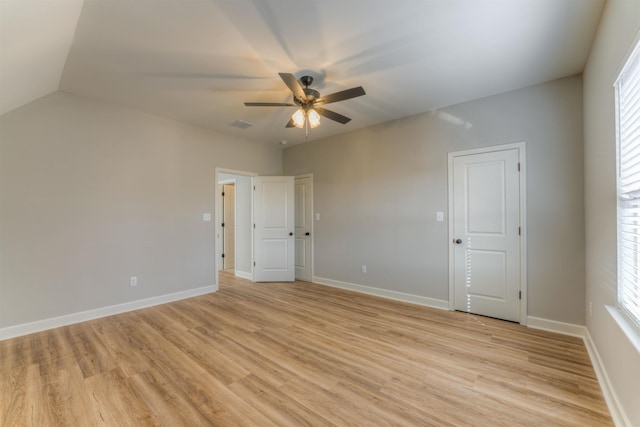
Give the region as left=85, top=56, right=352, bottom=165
left=244, top=73, right=366, bottom=135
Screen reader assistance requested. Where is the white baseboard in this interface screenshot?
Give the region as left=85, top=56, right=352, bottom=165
left=584, top=329, right=631, bottom=427
left=312, top=276, right=449, bottom=310
left=0, top=285, right=217, bottom=341
left=235, top=270, right=253, bottom=281
left=526, top=317, right=629, bottom=427
left=526, top=316, right=587, bottom=338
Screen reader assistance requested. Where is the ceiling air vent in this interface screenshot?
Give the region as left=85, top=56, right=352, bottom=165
left=230, top=120, right=254, bottom=130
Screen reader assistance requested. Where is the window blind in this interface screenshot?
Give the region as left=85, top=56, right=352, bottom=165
left=617, top=39, right=640, bottom=328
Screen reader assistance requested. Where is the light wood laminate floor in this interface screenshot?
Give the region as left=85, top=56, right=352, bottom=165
left=1, top=272, right=613, bottom=426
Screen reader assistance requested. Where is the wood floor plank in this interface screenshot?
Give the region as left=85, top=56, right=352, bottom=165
left=126, top=369, right=214, bottom=426
left=228, top=374, right=333, bottom=427
left=277, top=377, right=370, bottom=426
left=0, top=271, right=613, bottom=426
left=473, top=375, right=613, bottom=426
left=2, top=357, right=96, bottom=426
left=84, top=367, right=159, bottom=426
left=193, top=326, right=298, bottom=388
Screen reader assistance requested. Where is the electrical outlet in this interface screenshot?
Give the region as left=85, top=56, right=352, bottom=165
left=361, top=265, right=367, bottom=273
left=130, top=276, right=138, bottom=287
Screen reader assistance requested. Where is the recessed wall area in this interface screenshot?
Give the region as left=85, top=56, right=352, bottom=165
left=284, top=76, right=585, bottom=325
left=0, top=92, right=282, bottom=330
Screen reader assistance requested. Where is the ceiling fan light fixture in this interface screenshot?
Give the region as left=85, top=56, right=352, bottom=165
left=308, top=109, right=321, bottom=128
left=245, top=73, right=365, bottom=132
left=292, top=109, right=305, bottom=128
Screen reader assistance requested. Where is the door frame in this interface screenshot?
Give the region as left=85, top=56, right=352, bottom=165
left=295, top=174, right=314, bottom=281
left=447, top=142, right=528, bottom=325
left=214, top=167, right=257, bottom=287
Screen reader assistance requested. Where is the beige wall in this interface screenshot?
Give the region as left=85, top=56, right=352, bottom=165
left=583, top=0, right=640, bottom=425
left=284, top=76, right=585, bottom=324
left=0, top=92, right=282, bottom=328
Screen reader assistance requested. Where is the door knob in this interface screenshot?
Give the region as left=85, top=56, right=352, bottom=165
left=305, top=232, right=310, bottom=236
left=454, top=238, right=462, bottom=244
left=289, top=232, right=293, bottom=236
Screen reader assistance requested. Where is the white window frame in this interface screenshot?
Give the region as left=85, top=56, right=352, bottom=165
left=615, top=36, right=640, bottom=343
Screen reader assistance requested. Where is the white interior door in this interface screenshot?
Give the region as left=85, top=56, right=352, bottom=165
left=254, top=176, right=295, bottom=282
left=295, top=176, right=313, bottom=281
left=451, top=147, right=522, bottom=322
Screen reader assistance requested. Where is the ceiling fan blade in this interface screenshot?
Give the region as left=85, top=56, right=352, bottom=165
left=286, top=118, right=296, bottom=128
left=316, top=86, right=366, bottom=105
left=244, top=102, right=296, bottom=107
left=315, top=107, right=352, bottom=124
left=279, top=73, right=306, bottom=101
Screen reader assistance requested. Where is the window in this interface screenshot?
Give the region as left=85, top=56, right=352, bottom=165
left=616, top=38, right=640, bottom=329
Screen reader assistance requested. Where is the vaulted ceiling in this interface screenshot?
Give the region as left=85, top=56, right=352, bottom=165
left=1, top=0, right=605, bottom=145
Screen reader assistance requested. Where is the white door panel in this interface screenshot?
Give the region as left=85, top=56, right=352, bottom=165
left=466, top=249, right=506, bottom=299
left=262, top=239, right=288, bottom=268
left=466, top=161, right=507, bottom=235
left=295, top=183, right=307, bottom=228
left=452, top=148, right=522, bottom=322
left=295, top=238, right=307, bottom=265
left=254, top=176, right=295, bottom=282
left=295, top=176, right=313, bottom=281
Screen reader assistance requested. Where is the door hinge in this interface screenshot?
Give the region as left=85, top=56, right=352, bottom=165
left=253, top=261, right=256, bottom=267
left=254, top=185, right=256, bottom=191
left=519, top=291, right=522, bottom=300
left=519, top=227, right=521, bottom=235
left=222, top=222, right=225, bottom=227
left=222, top=191, right=225, bottom=197
left=222, top=253, right=225, bottom=258
left=518, top=162, right=521, bottom=172
left=253, top=224, right=256, bottom=229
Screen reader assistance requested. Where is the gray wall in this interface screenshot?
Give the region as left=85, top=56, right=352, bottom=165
left=583, top=0, right=640, bottom=425
left=0, top=92, right=282, bottom=328
left=284, top=75, right=585, bottom=324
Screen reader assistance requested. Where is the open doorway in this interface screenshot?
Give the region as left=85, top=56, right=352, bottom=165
left=214, top=168, right=300, bottom=286
left=215, top=168, right=257, bottom=287
left=221, top=182, right=236, bottom=270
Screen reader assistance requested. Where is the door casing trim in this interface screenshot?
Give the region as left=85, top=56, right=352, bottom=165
left=447, top=142, right=528, bottom=325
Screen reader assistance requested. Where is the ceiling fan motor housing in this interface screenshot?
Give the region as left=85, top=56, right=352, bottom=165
left=300, top=75, right=313, bottom=87
left=295, top=88, right=320, bottom=106
left=294, top=76, right=319, bottom=106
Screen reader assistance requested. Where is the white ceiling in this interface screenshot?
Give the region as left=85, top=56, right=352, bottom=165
left=0, top=0, right=83, bottom=115
left=1, top=0, right=605, bottom=145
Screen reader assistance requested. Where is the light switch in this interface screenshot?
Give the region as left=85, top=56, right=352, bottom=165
left=436, top=211, right=444, bottom=222
left=203, top=213, right=211, bottom=221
